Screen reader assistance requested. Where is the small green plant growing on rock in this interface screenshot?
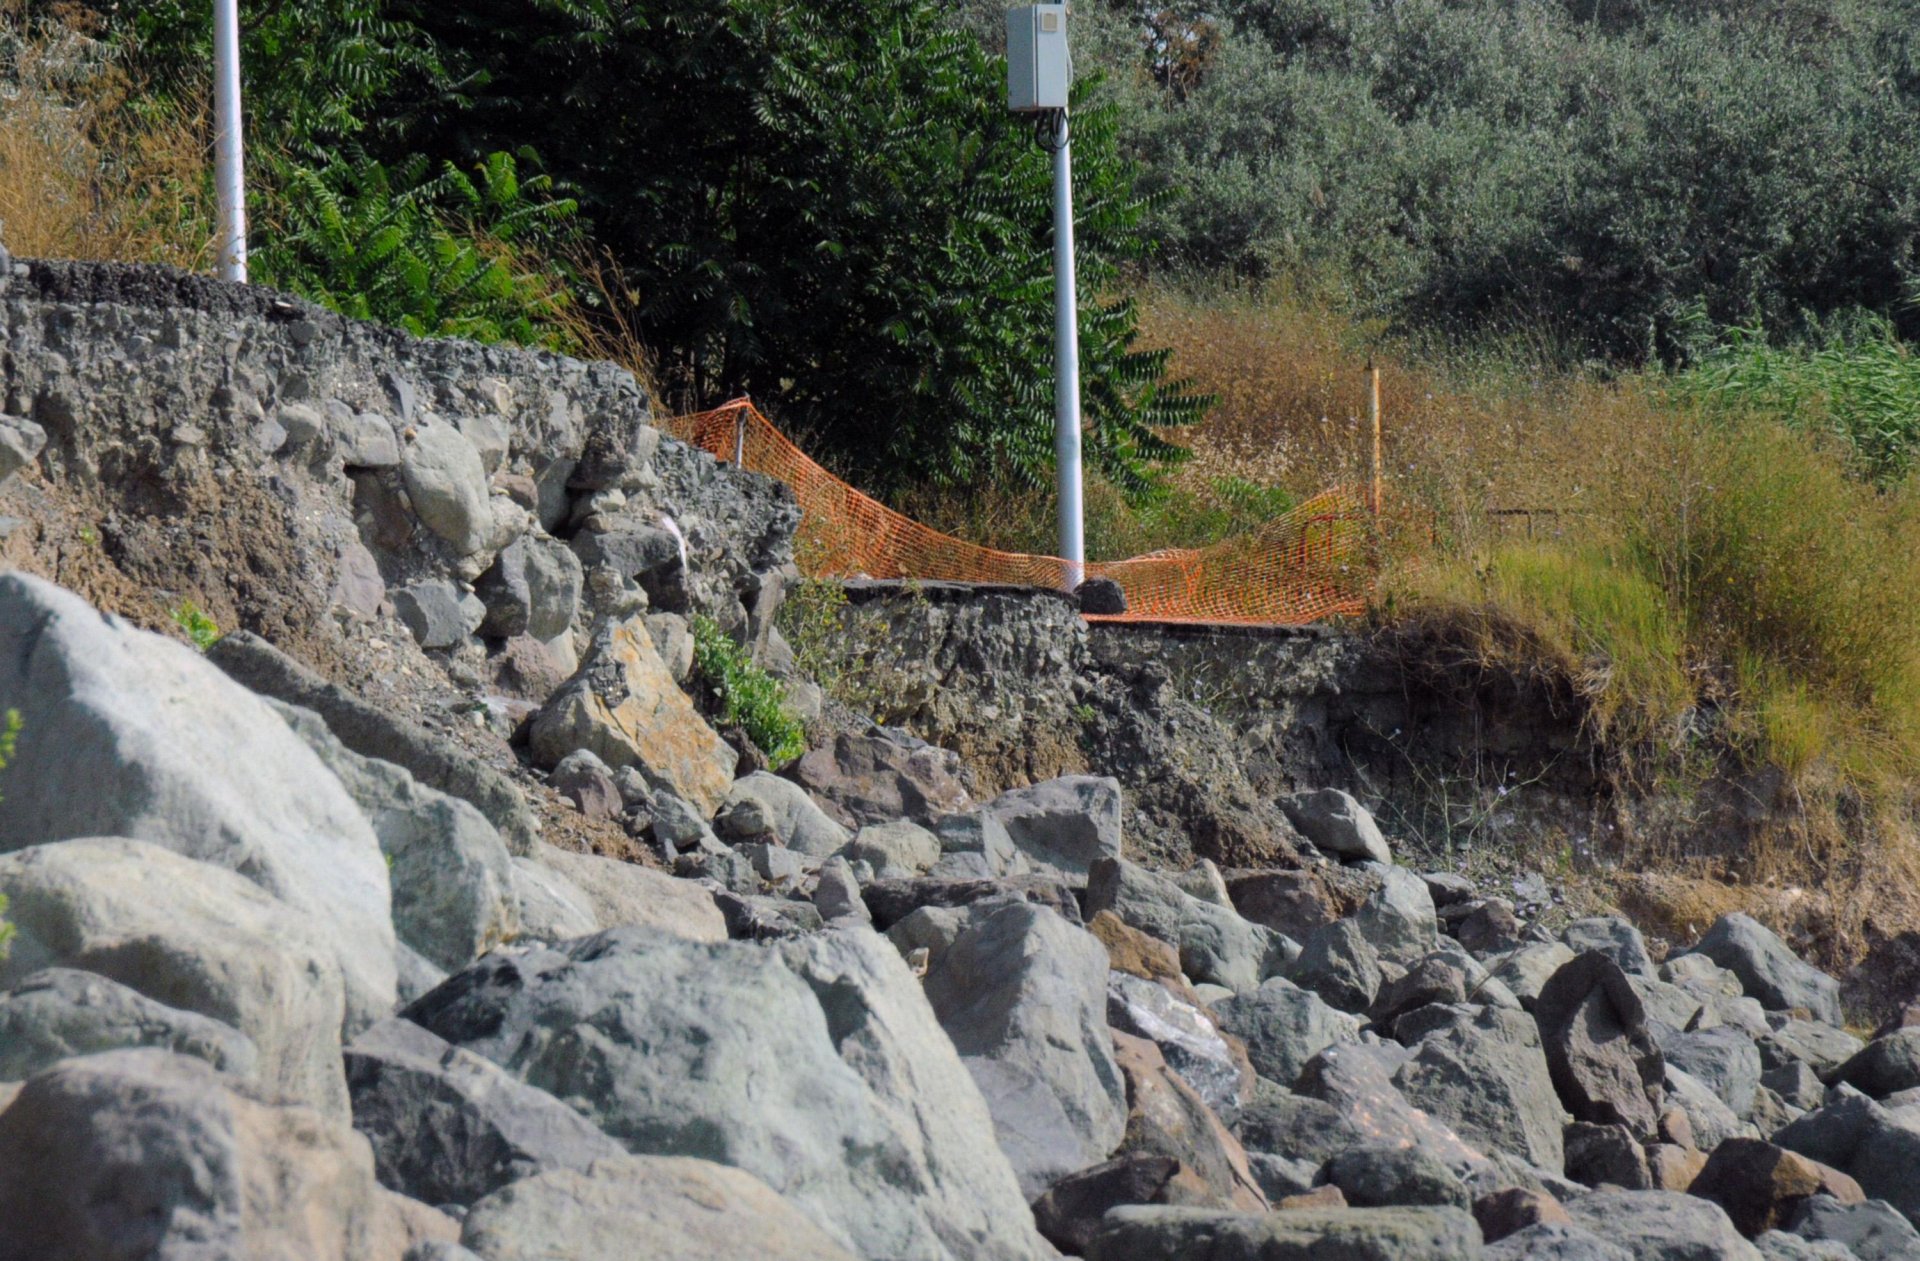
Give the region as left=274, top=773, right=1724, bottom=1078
left=172, top=601, right=221, bottom=651
left=0, top=708, right=19, bottom=961
left=690, top=615, right=806, bottom=770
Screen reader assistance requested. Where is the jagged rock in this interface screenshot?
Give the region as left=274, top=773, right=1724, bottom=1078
left=476, top=533, right=583, bottom=640
left=1248, top=1152, right=1321, bottom=1200
left=1393, top=1005, right=1568, bottom=1171
left=1424, top=872, right=1478, bottom=908
left=1776, top=1089, right=1920, bottom=1227
left=1534, top=951, right=1666, bottom=1137
left=1294, top=1041, right=1491, bottom=1174
left=1759, top=1022, right=1863, bottom=1077
left=922, top=902, right=1126, bottom=1197
left=507, top=856, right=601, bottom=940
left=208, top=631, right=539, bottom=855
left=531, top=843, right=725, bottom=942
left=839, top=819, right=942, bottom=879
left=0, top=967, right=258, bottom=1082
left=1227, top=867, right=1351, bottom=939
left=1494, top=942, right=1579, bottom=1010
left=1565, top=1121, right=1653, bottom=1188
left=331, top=406, right=400, bottom=467
left=1031, top=1154, right=1181, bottom=1254
left=529, top=615, right=736, bottom=815
left=861, top=873, right=1082, bottom=931
left=1088, top=856, right=1293, bottom=993
left=1321, top=1141, right=1472, bottom=1208
left=715, top=771, right=850, bottom=857
left=1764, top=1061, right=1828, bottom=1112
left=812, top=855, right=870, bottom=923
left=1683, top=914, right=1842, bottom=1026
left=1667, top=1063, right=1745, bottom=1152
left=1664, top=1026, right=1764, bottom=1118
left=780, top=731, right=973, bottom=830
left=345, top=1017, right=625, bottom=1206
left=651, top=789, right=720, bottom=851
left=1109, top=1030, right=1268, bottom=1213
left=980, top=774, right=1123, bottom=879
left=1077, top=576, right=1128, bottom=614
left=0, top=839, right=351, bottom=1119
left=401, top=417, right=494, bottom=555
left=1373, top=954, right=1470, bottom=1026
left=1475, top=1187, right=1574, bottom=1242
left=1487, top=1222, right=1635, bottom=1260
left=549, top=748, right=622, bottom=820
left=1565, top=1189, right=1763, bottom=1260
left=1352, top=864, right=1440, bottom=964
left=1233, top=1085, right=1369, bottom=1165
left=1175, top=859, right=1235, bottom=909
left=0, top=1049, right=443, bottom=1261
left=709, top=887, right=824, bottom=939
left=458, top=1154, right=856, bottom=1261
left=571, top=521, right=681, bottom=580
left=1290, top=917, right=1383, bottom=1014
left=1751, top=1233, right=1855, bottom=1261
left=1649, top=1141, right=1710, bottom=1192
left=1750, top=1084, right=1804, bottom=1136
left=930, top=808, right=1025, bottom=878
left=1790, top=1194, right=1920, bottom=1260
left=1458, top=899, right=1527, bottom=955
left=1107, top=970, right=1254, bottom=1122
left=1084, top=1204, right=1484, bottom=1261
left=405, top=926, right=1051, bottom=1261
left=277, top=701, right=519, bottom=972
left=1564, top=917, right=1657, bottom=978
left=1829, top=1030, right=1920, bottom=1100
left=1215, top=977, right=1362, bottom=1088
left=0, top=414, right=48, bottom=487
left=1689, top=1139, right=1864, bottom=1238
left=1089, top=909, right=1182, bottom=984
left=394, top=579, right=486, bottom=649
left=0, top=575, right=397, bottom=1029
left=1280, top=788, right=1393, bottom=865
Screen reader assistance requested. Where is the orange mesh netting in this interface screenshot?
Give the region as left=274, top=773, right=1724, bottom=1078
left=661, top=399, right=1409, bottom=626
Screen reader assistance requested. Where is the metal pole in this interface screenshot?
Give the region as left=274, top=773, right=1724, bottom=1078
left=1051, top=110, right=1084, bottom=589
left=213, top=0, right=248, bottom=283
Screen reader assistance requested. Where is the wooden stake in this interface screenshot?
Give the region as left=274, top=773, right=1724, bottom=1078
left=1368, top=357, right=1383, bottom=515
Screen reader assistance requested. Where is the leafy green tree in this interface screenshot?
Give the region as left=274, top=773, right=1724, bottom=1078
left=392, top=0, right=1206, bottom=493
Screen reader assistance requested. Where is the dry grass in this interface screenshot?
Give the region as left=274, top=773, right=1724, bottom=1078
left=0, top=10, right=216, bottom=268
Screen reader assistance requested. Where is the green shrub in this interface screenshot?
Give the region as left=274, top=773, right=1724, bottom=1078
left=689, top=616, right=806, bottom=769
left=171, top=600, right=220, bottom=651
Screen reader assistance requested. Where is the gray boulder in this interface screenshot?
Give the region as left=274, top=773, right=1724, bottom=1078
left=1232, top=1085, right=1369, bottom=1166
left=812, top=856, right=871, bottom=924
left=401, top=416, right=494, bottom=555
left=1754, top=1233, right=1858, bottom=1261
left=1775, top=1090, right=1920, bottom=1227
left=1534, top=951, right=1666, bottom=1137
left=0, top=574, right=397, bottom=1029
left=531, top=843, right=726, bottom=942
left=1487, top=1223, right=1635, bottom=1260
left=1215, top=977, right=1363, bottom=1089
left=1664, top=1025, right=1764, bottom=1118
left=780, top=731, right=975, bottom=830
left=0, top=414, right=47, bottom=486
left=1666, top=1063, right=1745, bottom=1152
left=0, top=839, right=351, bottom=1119
left=1087, top=856, right=1292, bottom=993
left=458, top=1155, right=857, bottom=1261
left=477, top=533, right=583, bottom=640
left=405, top=925, right=1052, bottom=1261
left=276, top=701, right=518, bottom=972
left=1563, top=917, right=1656, bottom=977
left=715, top=772, right=851, bottom=857
left=1393, top=1005, right=1567, bottom=1171
left=1828, top=1031, right=1920, bottom=1100
left=1494, top=942, right=1579, bottom=1010
left=840, top=819, right=942, bottom=879
left=0, top=967, right=258, bottom=1082
left=1085, top=1205, right=1483, bottom=1261
left=1684, top=915, right=1842, bottom=1025
left=1279, top=788, right=1393, bottom=865
left=507, top=856, right=601, bottom=940
left=1353, top=864, right=1440, bottom=964
left=344, top=1017, right=625, bottom=1206
left=1565, top=1189, right=1763, bottom=1260
left=1290, top=917, right=1383, bottom=1014
left=394, top=579, right=485, bottom=649
left=1759, top=1022, right=1864, bottom=1077
left=1295, top=1041, right=1492, bottom=1175
left=922, top=902, right=1127, bottom=1198
left=1791, top=1195, right=1920, bottom=1261
left=1106, top=970, right=1253, bottom=1123
left=0, top=1049, right=439, bottom=1261
left=1321, top=1141, right=1472, bottom=1208
left=1764, top=1061, right=1829, bottom=1112
left=980, top=775, right=1123, bottom=879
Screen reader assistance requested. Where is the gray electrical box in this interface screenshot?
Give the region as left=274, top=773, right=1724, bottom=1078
left=1007, top=5, right=1070, bottom=112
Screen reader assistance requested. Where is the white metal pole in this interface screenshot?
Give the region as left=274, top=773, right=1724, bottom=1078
left=213, top=0, right=248, bottom=283
left=1051, top=110, right=1084, bottom=589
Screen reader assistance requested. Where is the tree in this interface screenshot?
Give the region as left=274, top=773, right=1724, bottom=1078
left=391, top=0, right=1206, bottom=493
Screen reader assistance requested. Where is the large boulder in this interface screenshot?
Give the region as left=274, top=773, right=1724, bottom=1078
left=0, top=966, right=258, bottom=1083
left=404, top=926, right=1052, bottom=1261
left=475, top=533, right=583, bottom=641
left=529, top=615, right=736, bottom=815
left=1486, top=1222, right=1633, bottom=1259
left=1565, top=1189, right=1763, bottom=1260
left=275, top=701, right=518, bottom=972
left=1087, top=856, right=1291, bottom=993
left=1666, top=1064, right=1746, bottom=1153
left=1663, top=1026, right=1764, bottom=1119
left=980, top=775, right=1124, bottom=880
left=921, top=902, right=1127, bottom=1197
left=0, top=838, right=351, bottom=1119
left=1214, top=977, right=1363, bottom=1089
left=1293, top=1042, right=1492, bottom=1176
left=531, top=842, right=726, bottom=942
left=1757, top=1022, right=1863, bottom=1078
left=1290, top=917, right=1383, bottom=1014
left=838, top=819, right=942, bottom=879
left=344, top=1017, right=626, bottom=1207
left=1564, top=917, right=1657, bottom=978
left=1393, top=1005, right=1567, bottom=1171
left=1106, top=970, right=1255, bottom=1122
left=714, top=771, right=850, bottom=857
left=0, top=574, right=397, bottom=1028
left=781, top=731, right=974, bottom=830
left=1084, top=1205, right=1484, bottom=1261
left=1828, top=1030, right=1920, bottom=1100
left=1352, top=864, right=1440, bottom=964
left=1110, top=1030, right=1268, bottom=1214
left=1789, top=1194, right=1920, bottom=1260
left=1321, top=1141, right=1471, bottom=1208
left=1534, top=951, right=1666, bottom=1137
left=1775, top=1088, right=1920, bottom=1227
left=1683, top=915, right=1842, bottom=1026
left=458, top=1155, right=857, bottom=1261
left=400, top=416, right=494, bottom=555
left=507, top=855, right=601, bottom=941
left=1689, top=1139, right=1864, bottom=1239
left=1279, top=789, right=1392, bottom=865
left=0, top=1049, right=447, bottom=1261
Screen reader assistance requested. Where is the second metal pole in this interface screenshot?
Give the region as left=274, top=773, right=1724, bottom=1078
left=213, top=0, right=248, bottom=283
left=1051, top=110, right=1084, bottom=590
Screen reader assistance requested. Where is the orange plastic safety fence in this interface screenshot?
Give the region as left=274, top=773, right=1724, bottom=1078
left=661, top=399, right=1409, bottom=626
